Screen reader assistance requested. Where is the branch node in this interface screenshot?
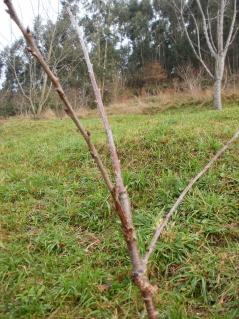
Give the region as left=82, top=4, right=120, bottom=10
left=122, top=227, right=134, bottom=242
left=64, top=108, right=70, bottom=115
left=90, top=151, right=96, bottom=158
left=56, top=88, right=64, bottom=98
left=132, top=272, right=158, bottom=296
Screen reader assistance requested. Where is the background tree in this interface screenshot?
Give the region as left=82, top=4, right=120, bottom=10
left=173, top=0, right=238, bottom=110
left=0, top=4, right=87, bottom=118
left=1, top=0, right=239, bottom=117
left=80, top=0, right=122, bottom=100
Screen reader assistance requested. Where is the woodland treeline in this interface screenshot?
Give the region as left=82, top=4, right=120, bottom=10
left=0, top=0, right=238, bottom=118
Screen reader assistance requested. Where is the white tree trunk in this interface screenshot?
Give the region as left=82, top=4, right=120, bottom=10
left=214, top=78, right=222, bottom=110
left=214, top=53, right=225, bottom=111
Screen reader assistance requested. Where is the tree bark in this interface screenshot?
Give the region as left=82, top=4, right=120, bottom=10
left=214, top=78, right=222, bottom=110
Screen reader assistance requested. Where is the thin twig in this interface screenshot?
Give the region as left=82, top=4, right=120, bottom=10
left=143, top=129, right=239, bottom=264
left=67, top=8, right=125, bottom=194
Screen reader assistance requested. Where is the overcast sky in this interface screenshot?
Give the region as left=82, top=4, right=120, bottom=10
left=0, top=0, right=61, bottom=49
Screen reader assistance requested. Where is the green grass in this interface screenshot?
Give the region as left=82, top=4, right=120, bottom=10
left=0, top=104, right=239, bottom=318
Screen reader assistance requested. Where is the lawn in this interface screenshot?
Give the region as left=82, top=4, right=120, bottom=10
left=0, top=103, right=239, bottom=318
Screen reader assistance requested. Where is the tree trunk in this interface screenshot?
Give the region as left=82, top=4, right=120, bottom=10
left=214, top=78, right=222, bottom=111
left=214, top=53, right=225, bottom=111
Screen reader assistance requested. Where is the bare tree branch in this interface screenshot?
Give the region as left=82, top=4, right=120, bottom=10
left=143, top=129, right=239, bottom=264
left=195, top=0, right=218, bottom=58
left=207, top=4, right=217, bottom=53
left=4, top=0, right=114, bottom=193
left=67, top=8, right=125, bottom=194
left=173, top=0, right=215, bottom=79
left=224, top=0, right=238, bottom=54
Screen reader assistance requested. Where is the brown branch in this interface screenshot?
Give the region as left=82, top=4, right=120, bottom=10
left=4, top=0, right=114, bottom=194
left=143, top=129, right=239, bottom=264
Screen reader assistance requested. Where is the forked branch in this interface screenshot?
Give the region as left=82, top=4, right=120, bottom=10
left=4, top=1, right=158, bottom=318
left=5, top=1, right=238, bottom=318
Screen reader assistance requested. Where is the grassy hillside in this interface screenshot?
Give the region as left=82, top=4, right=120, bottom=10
left=0, top=103, right=239, bottom=318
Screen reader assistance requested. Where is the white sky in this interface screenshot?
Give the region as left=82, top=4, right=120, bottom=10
left=0, top=0, right=61, bottom=49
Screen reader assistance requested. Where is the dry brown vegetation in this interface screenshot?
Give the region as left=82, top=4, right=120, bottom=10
left=82, top=86, right=239, bottom=118
left=1, top=84, right=239, bottom=123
